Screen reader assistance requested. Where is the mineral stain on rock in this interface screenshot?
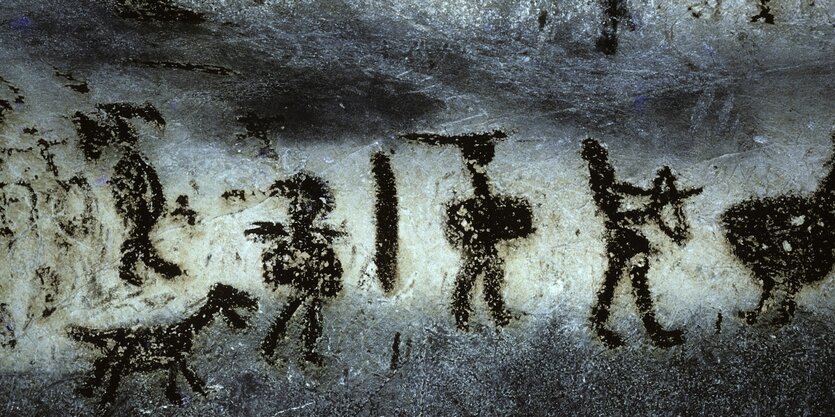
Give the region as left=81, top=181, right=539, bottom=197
left=751, top=0, right=776, bottom=24
left=401, top=130, right=534, bottom=330
left=67, top=284, right=257, bottom=407
left=54, top=69, right=89, bottom=94
left=114, top=0, right=205, bottom=23
left=722, top=133, right=835, bottom=325
left=125, top=59, right=238, bottom=76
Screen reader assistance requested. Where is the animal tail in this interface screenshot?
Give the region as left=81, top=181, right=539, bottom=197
left=66, top=325, right=112, bottom=349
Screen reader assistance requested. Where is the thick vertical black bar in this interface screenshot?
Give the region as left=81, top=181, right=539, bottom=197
left=372, top=151, right=399, bottom=294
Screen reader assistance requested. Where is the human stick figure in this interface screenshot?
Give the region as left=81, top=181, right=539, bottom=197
left=72, top=102, right=183, bottom=285
left=400, top=130, right=534, bottom=330
left=245, top=172, right=344, bottom=365
left=581, top=138, right=702, bottom=348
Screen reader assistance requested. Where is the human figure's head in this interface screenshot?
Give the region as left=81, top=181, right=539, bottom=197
left=270, top=172, right=335, bottom=225
left=581, top=138, right=620, bottom=213
left=72, top=102, right=165, bottom=161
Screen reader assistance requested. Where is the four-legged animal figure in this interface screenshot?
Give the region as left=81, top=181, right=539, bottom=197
left=722, top=133, right=835, bottom=325
left=67, top=283, right=257, bottom=406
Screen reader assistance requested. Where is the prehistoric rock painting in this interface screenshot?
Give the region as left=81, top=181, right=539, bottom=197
left=722, top=134, right=835, bottom=325
left=0, top=76, right=24, bottom=125
left=245, top=172, right=345, bottom=365
left=72, top=102, right=183, bottom=285
left=371, top=151, right=399, bottom=293
left=67, top=284, right=257, bottom=407
left=751, top=0, right=775, bottom=24
left=581, top=138, right=702, bottom=348
left=172, top=195, right=197, bottom=226
left=0, top=180, right=37, bottom=246
left=400, top=130, right=534, bottom=330
left=114, top=0, right=205, bottom=23
left=596, top=0, right=634, bottom=55
left=0, top=303, right=15, bottom=348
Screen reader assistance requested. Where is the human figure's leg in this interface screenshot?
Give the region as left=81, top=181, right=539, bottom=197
left=301, top=297, right=324, bottom=365
left=76, top=356, right=110, bottom=397
left=740, top=270, right=775, bottom=324
left=482, top=253, right=511, bottom=327
left=629, top=253, right=683, bottom=347
left=262, top=296, right=303, bottom=360
left=452, top=256, right=479, bottom=331
left=590, top=253, right=626, bottom=348
left=100, top=361, right=124, bottom=407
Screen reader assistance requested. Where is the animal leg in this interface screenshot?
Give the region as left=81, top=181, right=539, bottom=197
left=301, top=298, right=324, bottom=366
left=261, top=296, right=303, bottom=360
left=179, top=361, right=207, bottom=396
left=482, top=253, right=511, bottom=327
left=739, top=274, right=775, bottom=324
left=99, top=363, right=123, bottom=407
left=76, top=356, right=110, bottom=397
left=165, top=366, right=182, bottom=405
left=630, top=255, right=684, bottom=348
left=452, top=256, right=479, bottom=331
left=590, top=255, right=625, bottom=348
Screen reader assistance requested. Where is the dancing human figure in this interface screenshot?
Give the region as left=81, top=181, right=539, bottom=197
left=245, top=172, right=344, bottom=365
left=72, top=102, right=182, bottom=285
left=581, top=138, right=702, bottom=348
left=401, top=130, right=534, bottom=330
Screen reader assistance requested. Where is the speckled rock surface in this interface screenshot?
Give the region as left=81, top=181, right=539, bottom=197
left=0, top=1, right=833, bottom=415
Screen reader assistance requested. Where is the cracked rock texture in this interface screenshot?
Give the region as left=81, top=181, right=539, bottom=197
left=0, top=1, right=833, bottom=415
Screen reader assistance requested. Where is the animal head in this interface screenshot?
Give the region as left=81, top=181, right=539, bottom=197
left=205, top=283, right=258, bottom=329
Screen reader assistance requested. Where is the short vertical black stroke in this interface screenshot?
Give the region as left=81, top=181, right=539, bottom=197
left=400, top=130, right=534, bottom=331
left=372, top=151, right=399, bottom=293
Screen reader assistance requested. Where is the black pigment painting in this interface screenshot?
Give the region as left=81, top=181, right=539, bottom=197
left=0, top=1, right=832, bottom=416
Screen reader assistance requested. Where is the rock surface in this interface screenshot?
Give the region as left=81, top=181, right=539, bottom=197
left=0, top=1, right=833, bottom=415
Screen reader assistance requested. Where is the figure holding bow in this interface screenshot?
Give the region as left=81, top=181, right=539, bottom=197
left=581, top=138, right=702, bottom=348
